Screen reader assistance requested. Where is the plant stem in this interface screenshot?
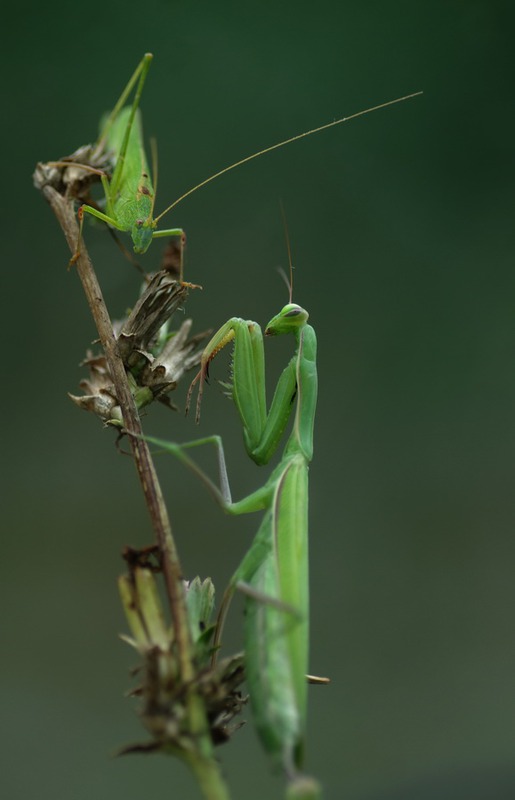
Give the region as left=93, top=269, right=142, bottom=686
left=184, top=744, right=231, bottom=800
left=36, top=183, right=230, bottom=800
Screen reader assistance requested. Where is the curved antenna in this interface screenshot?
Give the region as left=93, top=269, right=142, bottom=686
left=153, top=91, right=423, bottom=224
left=276, top=265, right=292, bottom=302
left=279, top=200, right=294, bottom=304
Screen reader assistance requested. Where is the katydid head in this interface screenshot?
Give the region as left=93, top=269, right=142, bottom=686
left=265, top=304, right=309, bottom=336
left=131, top=219, right=154, bottom=253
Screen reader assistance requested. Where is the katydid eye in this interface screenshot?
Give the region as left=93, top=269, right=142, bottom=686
left=136, top=219, right=143, bottom=227
left=285, top=309, right=301, bottom=317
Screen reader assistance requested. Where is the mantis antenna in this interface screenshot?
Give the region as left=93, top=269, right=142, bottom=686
left=279, top=200, right=295, bottom=304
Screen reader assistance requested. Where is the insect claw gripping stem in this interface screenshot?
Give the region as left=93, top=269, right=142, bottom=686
left=67, top=206, right=86, bottom=267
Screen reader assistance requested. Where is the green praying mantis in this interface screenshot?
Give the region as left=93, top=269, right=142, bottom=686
left=62, top=52, right=421, bottom=270
left=145, top=259, right=323, bottom=796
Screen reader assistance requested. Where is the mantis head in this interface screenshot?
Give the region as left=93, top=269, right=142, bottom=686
left=131, top=220, right=154, bottom=254
left=265, top=303, right=309, bottom=336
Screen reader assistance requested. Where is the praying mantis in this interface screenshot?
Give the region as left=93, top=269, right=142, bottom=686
left=63, top=52, right=421, bottom=267
left=145, top=265, right=323, bottom=796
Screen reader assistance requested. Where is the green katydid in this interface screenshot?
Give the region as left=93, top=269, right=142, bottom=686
left=65, top=51, right=421, bottom=270
left=68, top=53, right=184, bottom=266
left=144, top=263, right=322, bottom=794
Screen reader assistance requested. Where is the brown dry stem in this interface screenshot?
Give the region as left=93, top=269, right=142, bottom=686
left=34, top=177, right=230, bottom=800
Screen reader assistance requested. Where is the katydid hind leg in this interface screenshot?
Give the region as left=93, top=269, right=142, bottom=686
left=101, top=54, right=153, bottom=197
left=96, top=53, right=153, bottom=157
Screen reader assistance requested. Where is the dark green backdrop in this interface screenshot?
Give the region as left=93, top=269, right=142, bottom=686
left=3, top=2, right=515, bottom=798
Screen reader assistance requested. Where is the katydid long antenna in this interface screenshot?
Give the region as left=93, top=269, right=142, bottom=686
left=153, top=91, right=423, bottom=224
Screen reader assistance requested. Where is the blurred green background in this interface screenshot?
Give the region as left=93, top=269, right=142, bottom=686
left=3, top=1, right=515, bottom=798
